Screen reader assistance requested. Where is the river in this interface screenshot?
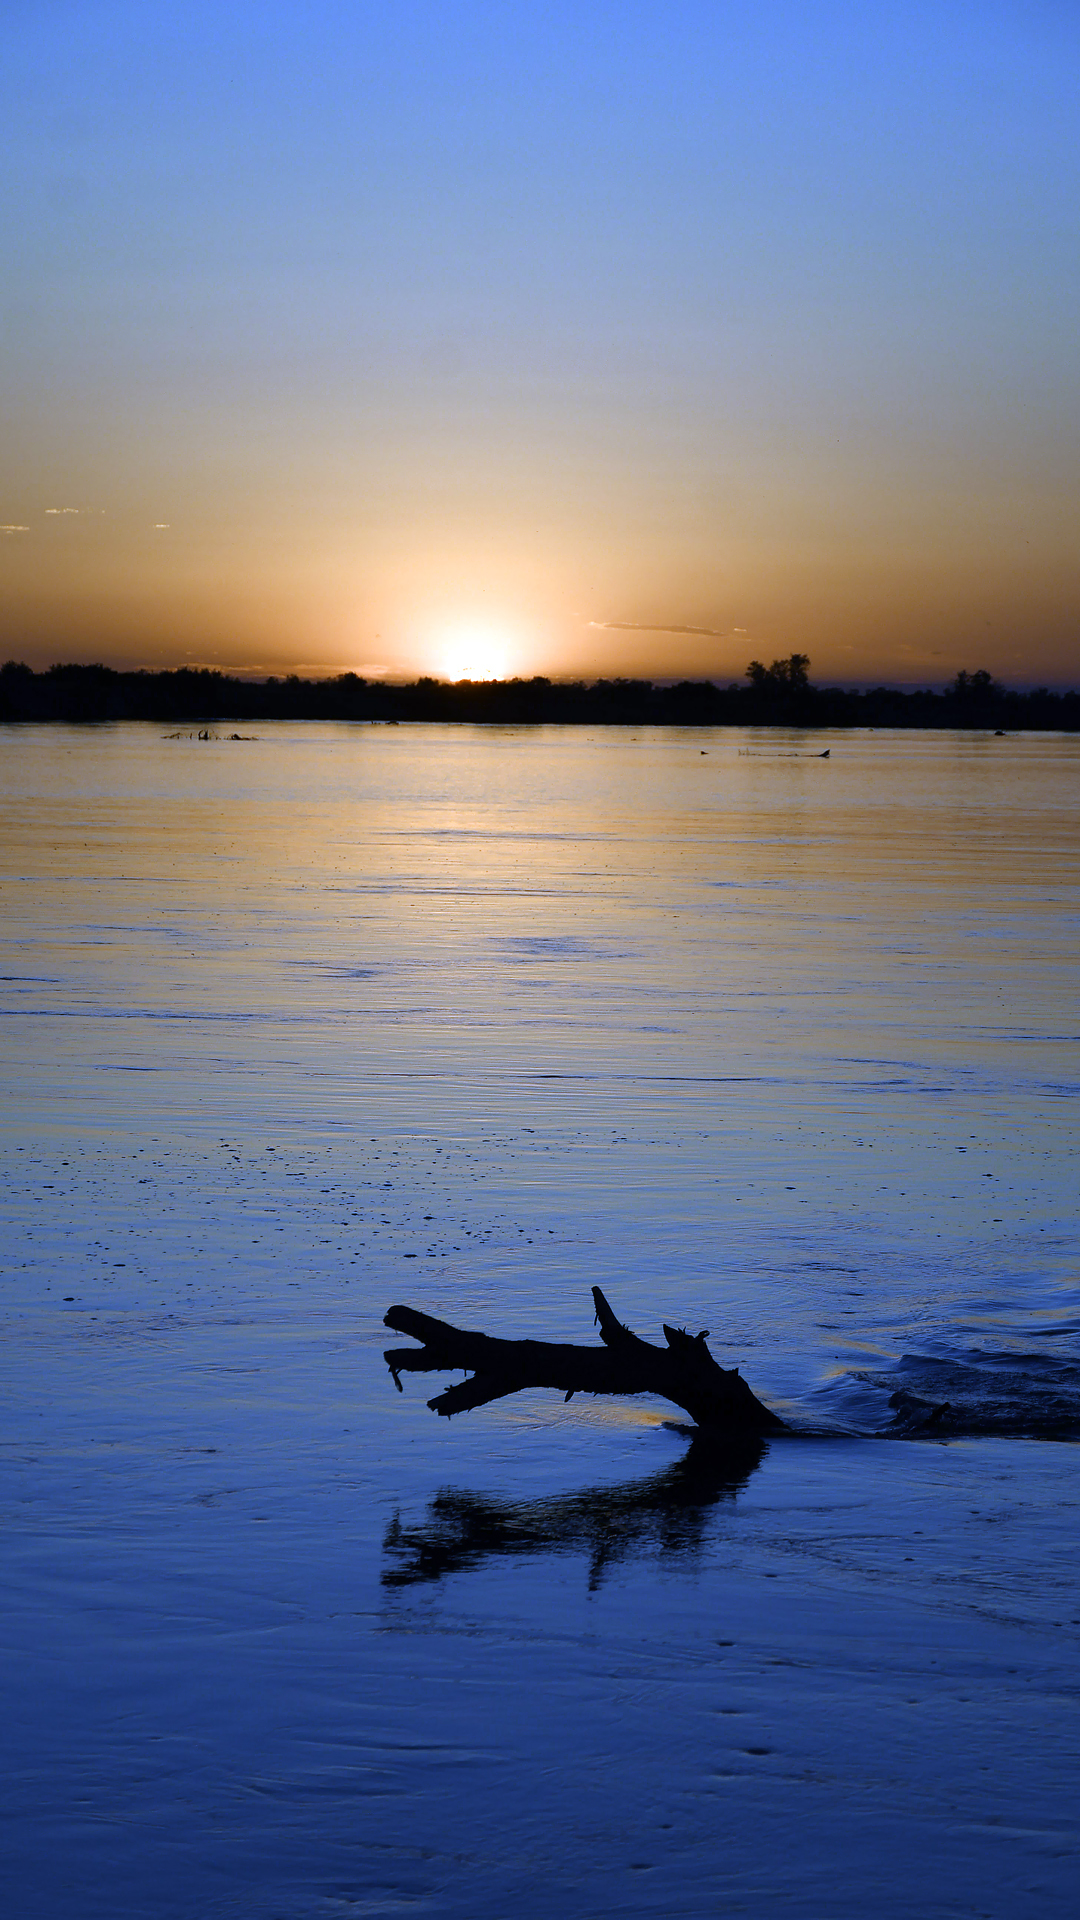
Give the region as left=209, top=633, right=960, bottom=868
left=2, top=721, right=1077, bottom=1916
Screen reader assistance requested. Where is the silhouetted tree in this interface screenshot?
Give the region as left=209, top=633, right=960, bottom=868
left=949, top=669, right=999, bottom=700
left=1, top=658, right=1077, bottom=728
left=746, top=652, right=811, bottom=695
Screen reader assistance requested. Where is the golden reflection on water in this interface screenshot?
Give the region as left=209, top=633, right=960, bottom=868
left=1, top=723, right=1076, bottom=1082
left=1, top=721, right=1077, bottom=1409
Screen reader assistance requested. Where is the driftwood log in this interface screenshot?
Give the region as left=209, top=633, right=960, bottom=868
left=384, top=1286, right=785, bottom=1436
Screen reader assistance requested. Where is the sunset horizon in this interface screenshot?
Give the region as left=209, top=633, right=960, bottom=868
left=2, top=558, right=1076, bottom=693
left=4, top=4, right=1077, bottom=695
left=6, top=652, right=1079, bottom=695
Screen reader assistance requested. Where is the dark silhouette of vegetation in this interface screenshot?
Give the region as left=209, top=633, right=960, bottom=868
left=745, top=650, right=811, bottom=713
left=1, top=653, right=1077, bottom=728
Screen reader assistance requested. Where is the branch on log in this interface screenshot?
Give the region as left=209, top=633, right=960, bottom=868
left=383, top=1286, right=786, bottom=1436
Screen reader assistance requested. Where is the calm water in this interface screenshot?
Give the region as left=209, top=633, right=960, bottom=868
left=2, top=722, right=1078, bottom=1917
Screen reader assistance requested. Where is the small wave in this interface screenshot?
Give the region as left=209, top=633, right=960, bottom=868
left=491, top=936, right=600, bottom=957
left=848, top=1350, right=1080, bottom=1440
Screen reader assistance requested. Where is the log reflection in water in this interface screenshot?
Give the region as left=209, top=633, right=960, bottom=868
left=382, top=1434, right=769, bottom=1591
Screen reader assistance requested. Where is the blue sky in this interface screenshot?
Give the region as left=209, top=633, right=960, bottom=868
left=2, top=1, right=1078, bottom=682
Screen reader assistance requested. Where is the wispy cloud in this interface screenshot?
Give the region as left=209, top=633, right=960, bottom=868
left=179, top=660, right=273, bottom=674
left=588, top=619, right=735, bottom=638
left=45, top=507, right=82, bottom=515
left=1, top=525, right=30, bottom=534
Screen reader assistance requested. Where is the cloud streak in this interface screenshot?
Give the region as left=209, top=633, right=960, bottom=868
left=588, top=620, right=734, bottom=638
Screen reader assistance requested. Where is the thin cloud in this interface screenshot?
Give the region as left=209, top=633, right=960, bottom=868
left=588, top=619, right=734, bottom=638
left=179, top=660, right=275, bottom=674
left=1, top=525, right=30, bottom=534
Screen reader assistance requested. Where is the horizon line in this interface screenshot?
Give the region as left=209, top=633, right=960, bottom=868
left=5, top=659, right=1080, bottom=697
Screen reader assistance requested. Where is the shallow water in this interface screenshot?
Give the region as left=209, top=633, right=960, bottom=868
left=2, top=722, right=1078, bottom=1916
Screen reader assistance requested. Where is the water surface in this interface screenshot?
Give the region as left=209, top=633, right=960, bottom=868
left=2, top=723, right=1078, bottom=1916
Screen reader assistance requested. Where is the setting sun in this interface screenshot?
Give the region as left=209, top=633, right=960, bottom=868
left=438, top=628, right=514, bottom=683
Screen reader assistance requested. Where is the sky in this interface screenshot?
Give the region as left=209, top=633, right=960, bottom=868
left=2, top=1, right=1078, bottom=686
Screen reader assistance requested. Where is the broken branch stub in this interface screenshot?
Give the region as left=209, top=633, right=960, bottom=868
left=383, top=1285, right=785, bottom=1436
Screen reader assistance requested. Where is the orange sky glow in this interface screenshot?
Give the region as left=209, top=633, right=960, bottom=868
left=2, top=4, right=1078, bottom=688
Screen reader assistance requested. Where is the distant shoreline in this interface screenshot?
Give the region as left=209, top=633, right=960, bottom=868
left=2, top=660, right=1078, bottom=729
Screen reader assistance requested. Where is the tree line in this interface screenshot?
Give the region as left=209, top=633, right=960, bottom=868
left=1, top=655, right=1077, bottom=728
